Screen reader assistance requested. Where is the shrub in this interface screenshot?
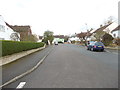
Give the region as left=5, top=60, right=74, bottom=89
left=71, top=40, right=75, bottom=44
left=2, top=40, right=44, bottom=56
left=102, top=33, right=114, bottom=46
left=115, top=38, right=120, bottom=46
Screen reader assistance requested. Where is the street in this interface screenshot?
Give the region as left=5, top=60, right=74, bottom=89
left=3, top=44, right=118, bottom=88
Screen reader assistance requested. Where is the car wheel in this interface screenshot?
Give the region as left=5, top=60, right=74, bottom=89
left=91, top=48, right=94, bottom=51
left=87, top=48, right=89, bottom=50
left=89, top=48, right=91, bottom=51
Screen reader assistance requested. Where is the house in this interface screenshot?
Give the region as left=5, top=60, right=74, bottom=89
left=87, top=24, right=112, bottom=41
left=0, top=15, right=20, bottom=41
left=11, top=25, right=32, bottom=41
left=53, top=35, right=65, bottom=43
left=111, top=25, right=120, bottom=38
left=76, top=32, right=87, bottom=41
left=102, top=22, right=118, bottom=35
left=68, top=34, right=80, bottom=43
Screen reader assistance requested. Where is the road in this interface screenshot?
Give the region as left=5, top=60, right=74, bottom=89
left=2, top=44, right=118, bottom=88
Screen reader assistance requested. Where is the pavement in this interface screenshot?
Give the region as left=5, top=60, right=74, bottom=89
left=2, top=44, right=118, bottom=88
left=2, top=45, right=53, bottom=84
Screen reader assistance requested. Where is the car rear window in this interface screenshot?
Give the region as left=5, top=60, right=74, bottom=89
left=95, top=42, right=104, bottom=46
left=89, top=41, right=95, bottom=45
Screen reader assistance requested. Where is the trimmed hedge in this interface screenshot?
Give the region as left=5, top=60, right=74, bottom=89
left=2, top=40, right=44, bottom=56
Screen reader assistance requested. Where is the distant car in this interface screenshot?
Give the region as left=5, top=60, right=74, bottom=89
left=87, top=41, right=104, bottom=51
left=54, top=41, right=58, bottom=45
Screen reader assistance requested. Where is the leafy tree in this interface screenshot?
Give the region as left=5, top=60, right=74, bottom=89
left=64, top=36, right=69, bottom=42
left=102, top=33, right=114, bottom=46
left=42, top=30, right=54, bottom=45
left=77, top=32, right=87, bottom=42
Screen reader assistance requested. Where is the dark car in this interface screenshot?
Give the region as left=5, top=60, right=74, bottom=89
left=87, top=41, right=104, bottom=51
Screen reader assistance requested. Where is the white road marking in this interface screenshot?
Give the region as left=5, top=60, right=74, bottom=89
left=16, top=82, right=26, bottom=89
left=0, top=46, right=54, bottom=88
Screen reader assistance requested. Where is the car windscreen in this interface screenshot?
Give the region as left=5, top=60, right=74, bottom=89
left=95, top=42, right=104, bottom=46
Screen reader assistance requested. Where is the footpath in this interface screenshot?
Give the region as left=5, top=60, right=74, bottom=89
left=2, top=45, right=53, bottom=85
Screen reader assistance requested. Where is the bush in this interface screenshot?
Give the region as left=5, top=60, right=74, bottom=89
left=115, top=38, right=120, bottom=46
left=2, top=40, right=44, bottom=56
left=102, top=33, right=113, bottom=46
left=71, top=40, right=75, bottom=44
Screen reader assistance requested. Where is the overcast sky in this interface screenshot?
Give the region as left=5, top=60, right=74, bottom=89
left=0, top=0, right=119, bottom=36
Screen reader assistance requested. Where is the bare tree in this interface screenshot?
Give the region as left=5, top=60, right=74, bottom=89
left=10, top=33, right=20, bottom=41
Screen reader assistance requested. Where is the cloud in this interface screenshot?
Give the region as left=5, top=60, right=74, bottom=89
left=0, top=0, right=119, bottom=35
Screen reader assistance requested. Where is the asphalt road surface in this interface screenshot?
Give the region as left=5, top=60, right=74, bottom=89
left=3, top=44, right=118, bottom=88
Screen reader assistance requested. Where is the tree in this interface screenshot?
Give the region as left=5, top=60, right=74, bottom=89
left=64, top=36, right=69, bottom=42
left=104, top=16, right=115, bottom=25
left=102, top=33, right=114, bottom=46
left=115, top=38, right=120, bottom=46
left=42, top=30, right=54, bottom=45
left=77, top=32, right=87, bottom=42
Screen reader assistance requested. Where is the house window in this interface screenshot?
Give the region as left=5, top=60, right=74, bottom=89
left=113, top=34, right=116, bottom=38
left=0, top=25, right=5, bottom=32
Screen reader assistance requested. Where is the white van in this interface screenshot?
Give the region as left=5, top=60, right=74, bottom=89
left=54, top=41, right=58, bottom=45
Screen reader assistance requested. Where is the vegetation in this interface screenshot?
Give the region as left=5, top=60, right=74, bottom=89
left=102, top=33, right=114, bottom=46
left=21, top=35, right=38, bottom=42
left=114, top=38, right=120, bottom=46
left=2, top=40, right=44, bottom=56
left=64, top=36, right=69, bottom=42
left=77, top=32, right=87, bottom=43
left=42, top=30, right=54, bottom=45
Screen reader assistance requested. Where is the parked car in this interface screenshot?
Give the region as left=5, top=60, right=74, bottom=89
left=54, top=41, right=58, bottom=45
left=87, top=41, right=104, bottom=51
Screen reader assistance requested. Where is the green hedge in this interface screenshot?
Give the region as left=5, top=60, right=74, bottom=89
left=2, top=40, right=44, bottom=56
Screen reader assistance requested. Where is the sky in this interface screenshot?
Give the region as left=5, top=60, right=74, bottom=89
left=0, top=0, right=119, bottom=36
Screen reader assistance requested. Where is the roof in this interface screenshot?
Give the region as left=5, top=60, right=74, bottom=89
left=76, top=32, right=88, bottom=38
left=111, top=25, right=120, bottom=33
left=54, top=35, right=65, bottom=39
left=85, top=24, right=112, bottom=37
left=11, top=25, right=31, bottom=32
left=5, top=22, right=14, bottom=30
left=93, top=24, right=111, bottom=33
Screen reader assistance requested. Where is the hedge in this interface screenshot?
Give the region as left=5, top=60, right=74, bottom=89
left=1, top=40, right=44, bottom=56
